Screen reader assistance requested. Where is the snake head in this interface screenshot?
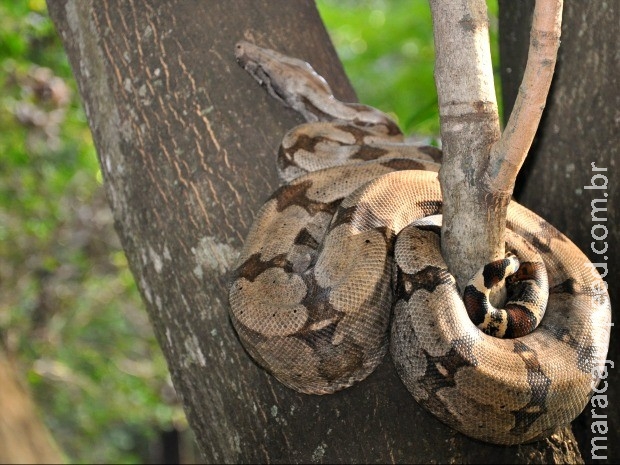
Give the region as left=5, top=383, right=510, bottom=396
left=235, top=40, right=333, bottom=121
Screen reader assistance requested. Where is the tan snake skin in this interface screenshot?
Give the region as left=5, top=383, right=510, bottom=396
left=229, top=41, right=611, bottom=445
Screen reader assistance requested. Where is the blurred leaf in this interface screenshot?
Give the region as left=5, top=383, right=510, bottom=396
left=317, top=0, right=501, bottom=135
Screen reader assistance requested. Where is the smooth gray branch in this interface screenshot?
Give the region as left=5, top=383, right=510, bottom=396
left=487, top=0, right=563, bottom=193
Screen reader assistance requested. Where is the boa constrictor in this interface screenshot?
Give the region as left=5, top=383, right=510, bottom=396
left=229, top=41, right=611, bottom=445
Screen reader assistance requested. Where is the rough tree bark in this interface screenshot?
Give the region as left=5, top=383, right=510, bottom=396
left=500, top=2, right=618, bottom=463
left=48, top=0, right=583, bottom=462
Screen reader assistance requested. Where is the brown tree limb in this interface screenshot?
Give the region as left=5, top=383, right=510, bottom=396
left=487, top=0, right=563, bottom=193
left=0, top=351, right=65, bottom=464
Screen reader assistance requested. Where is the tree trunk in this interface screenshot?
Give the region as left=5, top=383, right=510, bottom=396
left=499, top=1, right=618, bottom=463
left=48, top=0, right=582, bottom=462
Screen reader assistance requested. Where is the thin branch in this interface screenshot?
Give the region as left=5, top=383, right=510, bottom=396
left=487, top=0, right=563, bottom=193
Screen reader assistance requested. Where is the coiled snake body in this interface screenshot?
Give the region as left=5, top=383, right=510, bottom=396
left=229, top=41, right=611, bottom=445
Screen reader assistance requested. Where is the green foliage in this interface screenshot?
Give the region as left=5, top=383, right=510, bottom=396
left=1, top=1, right=499, bottom=462
left=317, top=0, right=438, bottom=135
left=0, top=2, right=183, bottom=463
left=316, top=0, right=501, bottom=135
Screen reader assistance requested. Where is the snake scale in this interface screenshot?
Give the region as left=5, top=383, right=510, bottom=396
left=229, top=41, right=611, bottom=445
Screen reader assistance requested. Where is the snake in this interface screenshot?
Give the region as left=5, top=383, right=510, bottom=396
left=229, top=41, right=611, bottom=445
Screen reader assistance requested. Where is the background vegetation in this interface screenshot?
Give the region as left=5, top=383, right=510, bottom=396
left=0, top=1, right=497, bottom=462
left=318, top=0, right=500, bottom=136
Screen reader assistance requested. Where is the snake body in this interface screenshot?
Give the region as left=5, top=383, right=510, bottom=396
left=229, top=41, right=611, bottom=444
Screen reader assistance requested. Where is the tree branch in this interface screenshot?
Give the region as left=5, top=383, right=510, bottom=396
left=487, top=0, right=563, bottom=193
left=431, top=0, right=563, bottom=290
left=430, top=0, right=504, bottom=290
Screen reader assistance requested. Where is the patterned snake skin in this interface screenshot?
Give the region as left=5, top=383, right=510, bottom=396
left=228, top=41, right=611, bottom=445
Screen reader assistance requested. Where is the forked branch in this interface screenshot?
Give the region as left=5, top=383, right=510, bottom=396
left=431, top=0, right=563, bottom=289
left=486, top=0, right=563, bottom=193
